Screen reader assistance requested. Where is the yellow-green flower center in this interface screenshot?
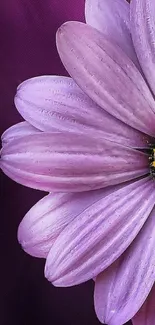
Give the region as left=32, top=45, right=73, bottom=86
left=149, top=148, right=155, bottom=176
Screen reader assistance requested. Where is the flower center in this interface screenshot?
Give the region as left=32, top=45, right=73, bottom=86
left=149, top=148, right=155, bottom=177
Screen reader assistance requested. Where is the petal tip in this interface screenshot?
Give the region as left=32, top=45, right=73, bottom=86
left=44, top=262, right=60, bottom=285
left=56, top=21, right=71, bottom=36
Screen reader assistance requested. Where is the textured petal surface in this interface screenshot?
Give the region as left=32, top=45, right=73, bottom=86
left=14, top=75, right=150, bottom=148
left=1, top=121, right=40, bottom=145
left=45, top=177, right=155, bottom=286
left=0, top=132, right=149, bottom=192
left=131, top=0, right=155, bottom=95
left=94, top=207, right=155, bottom=324
left=85, top=0, right=139, bottom=67
left=18, top=185, right=121, bottom=258
left=56, top=21, right=155, bottom=136
left=132, top=285, right=155, bottom=325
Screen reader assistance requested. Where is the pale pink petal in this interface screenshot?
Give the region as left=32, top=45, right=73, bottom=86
left=132, top=285, right=155, bottom=325
left=44, top=177, right=155, bottom=286
left=14, top=75, right=150, bottom=148
left=94, top=207, right=155, bottom=324
left=130, top=0, right=155, bottom=96
left=1, top=121, right=40, bottom=145
left=18, top=185, right=121, bottom=258
left=85, top=0, right=140, bottom=67
left=0, top=132, right=149, bottom=192
left=56, top=21, right=155, bottom=136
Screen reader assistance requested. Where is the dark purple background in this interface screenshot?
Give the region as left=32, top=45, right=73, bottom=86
left=0, top=1, right=131, bottom=324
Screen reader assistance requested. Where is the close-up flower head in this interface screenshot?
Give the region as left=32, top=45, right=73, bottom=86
left=1, top=0, right=155, bottom=324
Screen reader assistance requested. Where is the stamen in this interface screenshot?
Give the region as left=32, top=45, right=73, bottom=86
left=149, top=148, right=155, bottom=177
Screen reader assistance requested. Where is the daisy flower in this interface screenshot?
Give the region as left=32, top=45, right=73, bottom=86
left=1, top=0, right=155, bottom=324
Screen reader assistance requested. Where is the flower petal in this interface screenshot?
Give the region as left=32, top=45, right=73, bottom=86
left=85, top=0, right=139, bottom=67
left=56, top=21, right=155, bottom=136
left=0, top=132, right=149, bottom=192
left=1, top=121, right=40, bottom=145
left=94, top=260, right=121, bottom=324
left=130, top=0, right=155, bottom=95
left=94, top=207, right=155, bottom=324
left=14, top=75, right=150, bottom=148
left=132, top=285, right=155, bottom=325
left=18, top=186, right=120, bottom=258
left=44, top=177, right=155, bottom=286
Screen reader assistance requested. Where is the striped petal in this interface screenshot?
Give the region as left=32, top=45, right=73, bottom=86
left=1, top=121, right=40, bottom=145
left=132, top=285, right=155, bottom=325
left=130, top=0, right=155, bottom=96
left=0, top=132, right=149, bottom=192
left=94, top=207, right=155, bottom=324
left=56, top=21, right=155, bottom=137
left=45, top=177, right=155, bottom=286
left=14, top=75, right=149, bottom=148
left=85, top=0, right=140, bottom=67
left=18, top=186, right=120, bottom=258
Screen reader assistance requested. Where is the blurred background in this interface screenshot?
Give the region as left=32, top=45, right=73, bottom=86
left=0, top=0, right=131, bottom=324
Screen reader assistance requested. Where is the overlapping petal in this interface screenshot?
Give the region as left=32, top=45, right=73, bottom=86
left=132, top=285, right=155, bottom=325
left=0, top=132, right=149, bottom=192
left=130, top=0, right=155, bottom=95
left=85, top=0, right=139, bottom=67
left=18, top=185, right=121, bottom=258
left=45, top=177, right=155, bottom=286
left=94, top=207, right=155, bottom=324
left=14, top=75, right=150, bottom=148
left=1, top=121, right=40, bottom=145
left=56, top=21, right=155, bottom=136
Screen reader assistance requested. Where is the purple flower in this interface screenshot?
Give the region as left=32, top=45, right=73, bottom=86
left=1, top=0, right=155, bottom=324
